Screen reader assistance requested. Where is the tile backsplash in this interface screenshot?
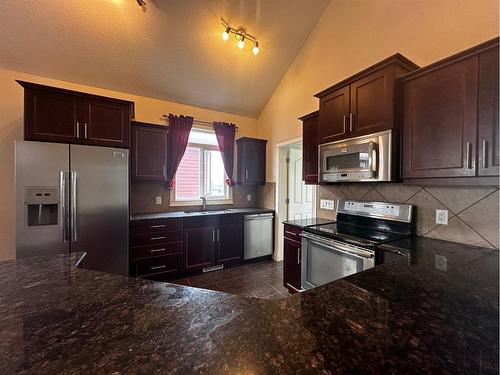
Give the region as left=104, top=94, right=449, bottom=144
left=131, top=182, right=271, bottom=214
left=317, top=183, right=499, bottom=249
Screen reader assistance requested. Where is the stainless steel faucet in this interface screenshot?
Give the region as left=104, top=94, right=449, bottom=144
left=200, top=195, right=208, bottom=210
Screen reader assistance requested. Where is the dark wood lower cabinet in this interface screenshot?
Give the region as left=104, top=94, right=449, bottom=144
left=184, top=227, right=216, bottom=270
left=283, top=224, right=302, bottom=294
left=217, top=224, right=243, bottom=264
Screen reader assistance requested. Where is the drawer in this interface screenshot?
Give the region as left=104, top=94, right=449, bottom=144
left=131, top=218, right=182, bottom=235
left=284, top=224, right=302, bottom=242
left=133, top=254, right=182, bottom=277
left=131, top=241, right=182, bottom=260
left=131, top=231, right=181, bottom=246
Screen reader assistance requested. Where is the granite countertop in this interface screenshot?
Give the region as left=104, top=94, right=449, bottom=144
left=0, top=238, right=498, bottom=374
left=283, top=217, right=335, bottom=228
left=130, top=207, right=275, bottom=221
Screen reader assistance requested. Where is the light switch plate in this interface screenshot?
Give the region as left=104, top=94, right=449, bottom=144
left=434, top=254, right=448, bottom=271
left=247, top=194, right=252, bottom=201
left=320, top=199, right=335, bottom=210
left=155, top=196, right=162, bottom=205
left=436, top=209, right=448, bottom=225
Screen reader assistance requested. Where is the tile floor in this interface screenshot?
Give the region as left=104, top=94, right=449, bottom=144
left=172, top=260, right=291, bottom=299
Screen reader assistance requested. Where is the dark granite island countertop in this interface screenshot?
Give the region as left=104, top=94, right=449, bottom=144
left=0, top=239, right=498, bottom=374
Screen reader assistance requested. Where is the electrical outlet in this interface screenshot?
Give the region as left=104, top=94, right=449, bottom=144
left=155, top=196, right=162, bottom=205
left=320, top=199, right=335, bottom=210
left=247, top=194, right=252, bottom=201
left=434, top=254, right=448, bottom=271
left=436, top=209, right=448, bottom=225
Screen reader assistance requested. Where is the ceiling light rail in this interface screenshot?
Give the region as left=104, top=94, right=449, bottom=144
left=221, top=19, right=260, bottom=55
left=162, top=114, right=239, bottom=131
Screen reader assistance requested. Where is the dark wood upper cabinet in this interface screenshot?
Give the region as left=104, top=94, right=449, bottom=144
left=131, top=122, right=167, bottom=182
left=315, top=54, right=419, bottom=143
left=184, top=226, right=215, bottom=270
left=318, top=86, right=349, bottom=143
left=478, top=45, right=499, bottom=176
left=401, top=38, right=499, bottom=184
left=82, top=99, right=130, bottom=148
left=236, top=137, right=267, bottom=185
left=18, top=81, right=134, bottom=148
left=217, top=223, right=243, bottom=264
left=299, top=111, right=319, bottom=184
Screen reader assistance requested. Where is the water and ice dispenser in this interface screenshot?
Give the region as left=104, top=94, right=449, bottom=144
left=25, top=187, right=59, bottom=227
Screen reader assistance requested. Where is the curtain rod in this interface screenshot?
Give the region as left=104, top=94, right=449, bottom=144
left=162, top=114, right=239, bottom=131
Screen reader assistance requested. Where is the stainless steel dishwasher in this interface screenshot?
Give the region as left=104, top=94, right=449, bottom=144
left=244, top=213, right=274, bottom=260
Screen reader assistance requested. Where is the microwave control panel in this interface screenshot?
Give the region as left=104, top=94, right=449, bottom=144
left=344, top=201, right=400, bottom=217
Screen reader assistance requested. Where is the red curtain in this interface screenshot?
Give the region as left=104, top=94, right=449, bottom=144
left=166, top=114, right=194, bottom=189
left=213, top=122, right=236, bottom=186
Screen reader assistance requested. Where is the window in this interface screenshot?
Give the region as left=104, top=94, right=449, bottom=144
left=171, top=128, right=232, bottom=206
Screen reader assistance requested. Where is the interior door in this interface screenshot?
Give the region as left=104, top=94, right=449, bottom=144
left=288, top=148, right=314, bottom=221
left=478, top=46, right=499, bottom=176
left=319, top=85, right=350, bottom=143
left=70, top=144, right=129, bottom=276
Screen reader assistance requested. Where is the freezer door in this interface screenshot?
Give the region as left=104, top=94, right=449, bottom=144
left=70, top=144, right=129, bottom=275
left=15, top=141, right=70, bottom=258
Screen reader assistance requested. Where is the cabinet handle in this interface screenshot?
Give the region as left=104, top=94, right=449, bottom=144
left=150, top=248, right=166, bottom=253
left=150, top=265, right=166, bottom=271
left=217, top=229, right=220, bottom=241
left=343, top=115, right=347, bottom=133
left=212, top=229, right=215, bottom=243
left=76, top=122, right=80, bottom=138
left=466, top=142, right=472, bottom=169
left=84, top=123, right=88, bottom=139
left=245, top=169, right=248, bottom=181
left=482, top=140, right=487, bottom=168
left=285, top=231, right=297, bottom=236
left=150, top=224, right=166, bottom=228
left=150, top=236, right=166, bottom=240
left=297, top=248, right=301, bottom=265
left=349, top=113, right=354, bottom=132
left=163, top=164, right=166, bottom=179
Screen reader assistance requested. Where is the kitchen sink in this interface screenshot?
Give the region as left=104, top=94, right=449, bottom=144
left=183, top=209, right=232, bottom=214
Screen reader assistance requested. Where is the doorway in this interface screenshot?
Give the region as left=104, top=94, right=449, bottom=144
left=275, top=138, right=316, bottom=261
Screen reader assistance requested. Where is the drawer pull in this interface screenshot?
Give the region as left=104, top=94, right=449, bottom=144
left=150, top=248, right=166, bottom=253
left=285, top=231, right=298, bottom=236
left=150, top=265, right=166, bottom=270
left=150, top=236, right=166, bottom=240
left=150, top=224, right=166, bottom=228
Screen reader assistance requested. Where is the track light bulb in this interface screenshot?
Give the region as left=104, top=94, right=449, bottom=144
left=252, top=42, right=259, bottom=55
left=222, top=27, right=230, bottom=41
left=238, top=37, right=245, bottom=49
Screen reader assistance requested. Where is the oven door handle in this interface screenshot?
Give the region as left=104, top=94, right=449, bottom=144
left=300, top=232, right=374, bottom=259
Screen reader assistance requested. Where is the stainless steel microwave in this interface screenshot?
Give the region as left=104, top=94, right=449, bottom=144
left=319, top=130, right=393, bottom=182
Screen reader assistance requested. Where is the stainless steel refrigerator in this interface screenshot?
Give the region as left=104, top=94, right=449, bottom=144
left=15, top=141, right=129, bottom=276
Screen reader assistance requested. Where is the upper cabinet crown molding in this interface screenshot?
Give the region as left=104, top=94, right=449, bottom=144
left=18, top=80, right=134, bottom=148
left=401, top=37, right=499, bottom=185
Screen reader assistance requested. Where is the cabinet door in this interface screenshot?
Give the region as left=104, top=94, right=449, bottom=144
left=319, top=86, right=350, bottom=143
left=283, top=238, right=301, bottom=293
left=403, top=57, right=478, bottom=178
left=184, top=227, right=215, bottom=270
left=82, top=99, right=130, bottom=148
left=350, top=66, right=395, bottom=136
left=217, top=223, right=243, bottom=264
left=24, top=89, right=81, bottom=143
left=478, top=46, right=499, bottom=176
left=302, top=113, right=319, bottom=184
left=131, top=124, right=167, bottom=181
left=238, top=139, right=266, bottom=185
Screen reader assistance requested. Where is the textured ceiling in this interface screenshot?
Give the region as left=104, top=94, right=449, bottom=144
left=0, top=0, right=330, bottom=117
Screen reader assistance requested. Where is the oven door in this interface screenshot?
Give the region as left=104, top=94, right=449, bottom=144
left=320, top=141, right=376, bottom=182
left=300, top=232, right=375, bottom=290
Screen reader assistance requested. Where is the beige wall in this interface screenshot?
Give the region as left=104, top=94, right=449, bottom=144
left=0, top=67, right=258, bottom=260
left=256, top=0, right=499, bottom=181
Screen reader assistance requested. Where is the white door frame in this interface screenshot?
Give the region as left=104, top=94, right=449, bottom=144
left=274, top=136, right=317, bottom=262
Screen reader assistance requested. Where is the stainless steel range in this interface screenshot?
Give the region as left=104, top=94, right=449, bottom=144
left=300, top=199, right=414, bottom=290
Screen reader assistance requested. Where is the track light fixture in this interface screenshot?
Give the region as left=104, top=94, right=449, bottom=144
left=136, top=0, right=147, bottom=11
left=220, top=19, right=260, bottom=55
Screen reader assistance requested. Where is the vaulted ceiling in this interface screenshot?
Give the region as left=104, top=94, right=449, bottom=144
left=0, top=0, right=330, bottom=117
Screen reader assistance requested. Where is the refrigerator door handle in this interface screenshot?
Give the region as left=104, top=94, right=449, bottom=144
left=71, top=171, right=78, bottom=242
left=60, top=171, right=70, bottom=242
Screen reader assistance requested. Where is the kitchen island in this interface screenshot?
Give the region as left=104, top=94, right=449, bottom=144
left=0, top=237, right=497, bottom=374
